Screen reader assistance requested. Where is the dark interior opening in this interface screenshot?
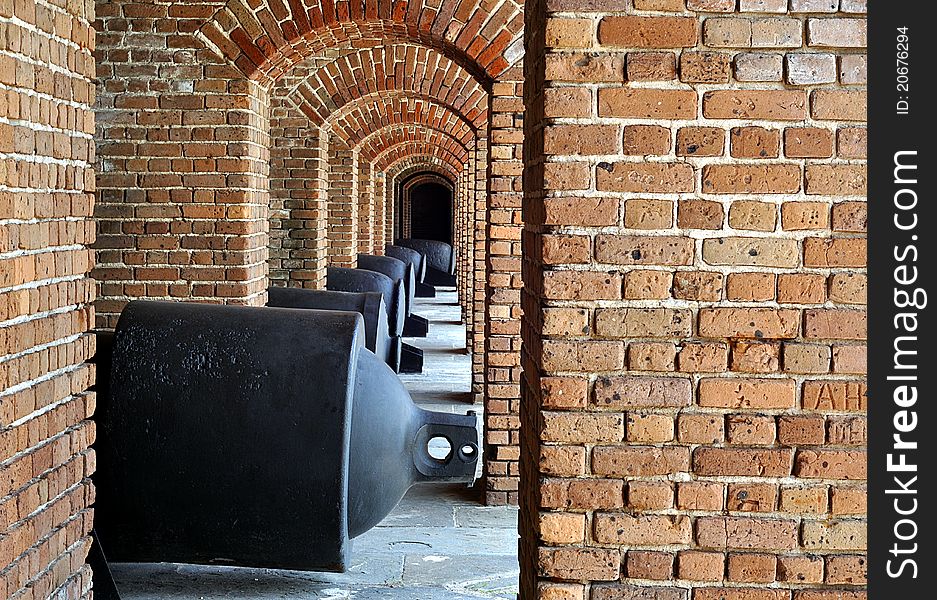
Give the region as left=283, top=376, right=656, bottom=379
left=407, top=181, right=453, bottom=245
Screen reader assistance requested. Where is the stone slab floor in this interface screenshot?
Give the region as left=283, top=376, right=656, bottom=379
left=110, top=289, right=520, bottom=599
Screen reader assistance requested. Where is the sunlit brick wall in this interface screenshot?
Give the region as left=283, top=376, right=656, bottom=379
left=522, top=1, right=867, bottom=598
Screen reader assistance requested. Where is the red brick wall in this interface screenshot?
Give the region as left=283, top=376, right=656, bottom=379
left=523, top=1, right=867, bottom=598
left=0, top=0, right=97, bottom=597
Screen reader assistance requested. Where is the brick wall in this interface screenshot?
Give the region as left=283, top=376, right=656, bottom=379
left=0, top=0, right=97, bottom=597
left=523, top=1, right=866, bottom=598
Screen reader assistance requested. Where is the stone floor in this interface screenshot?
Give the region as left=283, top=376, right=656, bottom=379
left=110, top=289, right=520, bottom=599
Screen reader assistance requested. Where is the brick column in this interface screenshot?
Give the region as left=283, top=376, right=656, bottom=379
left=327, top=136, right=358, bottom=267
left=522, top=2, right=867, bottom=599
left=357, top=159, right=374, bottom=254
left=373, top=172, right=386, bottom=251
left=485, top=76, right=524, bottom=505
left=268, top=100, right=328, bottom=288
left=0, top=0, right=96, bottom=596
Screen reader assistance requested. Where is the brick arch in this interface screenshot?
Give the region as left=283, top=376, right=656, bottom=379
left=280, top=44, right=488, bottom=128
left=367, top=128, right=470, bottom=169
left=198, top=0, right=524, bottom=84
left=326, top=93, right=477, bottom=148
left=401, top=172, right=455, bottom=194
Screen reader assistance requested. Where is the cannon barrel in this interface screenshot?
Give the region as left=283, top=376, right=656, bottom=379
left=93, top=301, right=478, bottom=572
left=267, top=287, right=392, bottom=368
left=386, top=245, right=426, bottom=284
left=395, top=239, right=457, bottom=286
left=326, top=267, right=405, bottom=337
left=357, top=254, right=413, bottom=317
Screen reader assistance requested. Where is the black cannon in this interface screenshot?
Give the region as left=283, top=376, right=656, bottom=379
left=356, top=255, right=427, bottom=373
left=395, top=239, right=457, bottom=287
left=327, top=266, right=404, bottom=372
left=93, top=301, right=478, bottom=573
left=357, top=254, right=429, bottom=339
left=386, top=244, right=434, bottom=298
left=267, top=287, right=392, bottom=368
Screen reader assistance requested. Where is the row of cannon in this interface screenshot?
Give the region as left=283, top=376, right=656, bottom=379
left=92, top=240, right=468, bottom=576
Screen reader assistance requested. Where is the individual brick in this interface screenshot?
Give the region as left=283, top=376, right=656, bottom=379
left=678, top=200, right=724, bottom=230
left=778, top=273, right=827, bottom=304
left=542, top=235, right=591, bottom=264
left=839, top=54, right=867, bottom=85
left=777, top=555, right=824, bottom=584
left=622, top=125, right=672, bottom=155
left=542, top=306, right=590, bottom=337
left=677, top=482, right=726, bottom=511
left=811, top=90, right=867, bottom=121
left=802, top=381, right=867, bottom=411
left=544, top=197, right=619, bottom=227
left=545, top=18, right=594, bottom=48
left=595, top=307, right=694, bottom=337
left=676, top=127, right=725, bottom=157
left=546, top=53, right=626, bottom=83
left=831, top=344, right=866, bottom=374
left=726, top=272, right=776, bottom=301
left=598, top=162, right=695, bottom=193
left=779, top=485, right=828, bottom=514
left=598, top=16, right=699, bottom=48
left=827, top=416, right=866, bottom=446
left=595, top=235, right=694, bottom=266
left=731, top=341, right=781, bottom=373
left=825, top=555, right=867, bottom=585
left=688, top=0, right=737, bottom=11
left=593, top=446, right=691, bottom=477
left=699, top=378, right=795, bottom=409
left=593, top=376, right=692, bottom=408
left=541, top=446, right=586, bottom=476
left=702, top=237, right=800, bottom=268
left=545, top=88, right=594, bottom=118
left=829, top=273, right=867, bottom=305
left=598, top=88, right=698, bottom=119
left=801, top=520, right=867, bottom=551
left=726, top=415, right=777, bottom=445
left=728, top=201, right=777, bottom=232
left=541, top=478, right=625, bottom=510
left=628, top=481, right=676, bottom=510
left=629, top=342, right=677, bottom=372
left=695, top=516, right=799, bottom=550
left=543, top=271, right=622, bottom=300
left=796, top=450, right=867, bottom=480
left=803, top=238, right=866, bottom=268
left=832, top=202, right=867, bottom=233
left=781, top=202, right=829, bottom=230
left=752, top=18, right=803, bottom=48
left=784, top=127, right=833, bottom=158
left=678, top=551, right=725, bottom=582
left=727, top=553, right=777, bottom=583
left=678, top=414, right=725, bottom=444
left=806, top=165, right=867, bottom=196
left=704, top=18, right=754, bottom=48
left=681, top=52, right=732, bottom=83
left=544, top=124, right=620, bottom=155
left=542, top=378, right=590, bottom=409
left=673, top=271, right=724, bottom=301
left=831, top=487, right=866, bottom=515
left=837, top=128, right=867, bottom=159
left=624, top=270, right=675, bottom=300
left=703, top=165, right=801, bottom=194
left=734, top=53, right=784, bottom=81
left=627, top=52, right=678, bottom=81
left=730, top=126, right=780, bottom=159
left=699, top=308, right=800, bottom=339
left=544, top=162, right=592, bottom=190
left=703, top=90, right=807, bottom=120
left=783, top=343, right=831, bottom=374
left=678, top=342, right=729, bottom=372
left=538, top=547, right=621, bottom=581
left=804, top=309, right=867, bottom=340
left=542, top=340, right=625, bottom=371
left=634, top=0, right=687, bottom=10
left=540, top=512, right=586, bottom=544
left=627, top=413, right=675, bottom=443
left=807, top=18, right=867, bottom=48
left=740, top=0, right=788, bottom=12
left=542, top=412, right=624, bottom=443
left=778, top=415, right=827, bottom=446
left=624, top=199, right=674, bottom=229
left=626, top=551, right=675, bottom=580
left=840, top=0, right=868, bottom=13
left=790, top=0, right=838, bottom=12
left=786, top=53, right=837, bottom=85
left=593, top=586, right=686, bottom=600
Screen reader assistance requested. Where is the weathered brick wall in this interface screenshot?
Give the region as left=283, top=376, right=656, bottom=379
left=0, top=0, right=97, bottom=597
left=523, top=1, right=866, bottom=598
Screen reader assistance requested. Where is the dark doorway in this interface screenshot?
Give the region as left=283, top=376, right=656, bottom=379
left=409, top=182, right=452, bottom=244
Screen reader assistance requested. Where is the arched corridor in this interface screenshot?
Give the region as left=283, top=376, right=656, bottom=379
left=1, top=2, right=867, bottom=599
